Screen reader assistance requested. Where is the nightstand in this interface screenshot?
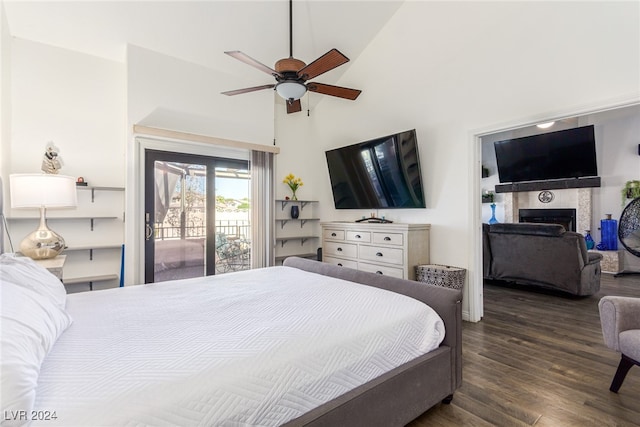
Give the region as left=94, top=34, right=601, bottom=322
left=33, top=255, right=67, bottom=281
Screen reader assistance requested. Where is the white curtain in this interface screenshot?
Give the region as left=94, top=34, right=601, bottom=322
left=154, top=166, right=181, bottom=224
left=250, top=151, right=275, bottom=268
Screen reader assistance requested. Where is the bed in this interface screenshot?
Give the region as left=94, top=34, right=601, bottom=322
left=0, top=255, right=462, bottom=426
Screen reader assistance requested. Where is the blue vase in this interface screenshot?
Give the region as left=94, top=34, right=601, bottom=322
left=584, top=230, right=595, bottom=250
left=488, top=203, right=499, bottom=224
left=600, top=216, right=618, bottom=250
left=290, top=205, right=300, bottom=219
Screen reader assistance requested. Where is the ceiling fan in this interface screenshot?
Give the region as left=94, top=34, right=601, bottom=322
left=221, top=0, right=361, bottom=114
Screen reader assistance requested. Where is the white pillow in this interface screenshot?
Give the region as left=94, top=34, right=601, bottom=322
left=0, top=254, right=67, bottom=308
left=0, top=280, right=73, bottom=424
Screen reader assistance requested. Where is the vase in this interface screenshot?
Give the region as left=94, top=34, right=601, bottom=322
left=600, top=215, right=618, bottom=250
left=584, top=230, right=595, bottom=250
left=290, top=190, right=298, bottom=201
left=488, top=203, right=499, bottom=225
left=290, top=205, right=300, bottom=219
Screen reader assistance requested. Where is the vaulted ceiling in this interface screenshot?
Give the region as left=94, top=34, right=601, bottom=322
left=3, top=1, right=403, bottom=86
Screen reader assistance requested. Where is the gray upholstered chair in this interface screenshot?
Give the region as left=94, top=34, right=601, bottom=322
left=483, top=223, right=602, bottom=296
left=598, top=296, right=640, bottom=392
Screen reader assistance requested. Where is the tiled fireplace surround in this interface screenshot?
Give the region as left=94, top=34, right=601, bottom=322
left=502, top=188, right=592, bottom=234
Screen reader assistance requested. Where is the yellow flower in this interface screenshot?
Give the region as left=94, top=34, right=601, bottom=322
left=283, top=174, right=303, bottom=198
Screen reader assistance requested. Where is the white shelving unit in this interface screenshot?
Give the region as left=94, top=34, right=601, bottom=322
left=7, top=186, right=125, bottom=292
left=274, top=199, right=320, bottom=264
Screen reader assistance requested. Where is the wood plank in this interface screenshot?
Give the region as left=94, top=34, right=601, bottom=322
left=408, top=274, right=640, bottom=426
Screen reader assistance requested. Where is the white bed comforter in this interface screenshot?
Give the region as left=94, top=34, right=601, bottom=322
left=34, top=266, right=444, bottom=426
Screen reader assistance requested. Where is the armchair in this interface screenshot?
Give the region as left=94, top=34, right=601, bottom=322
left=598, top=296, right=640, bottom=392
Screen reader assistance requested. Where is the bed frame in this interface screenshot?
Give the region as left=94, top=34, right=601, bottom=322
left=282, top=257, right=463, bottom=427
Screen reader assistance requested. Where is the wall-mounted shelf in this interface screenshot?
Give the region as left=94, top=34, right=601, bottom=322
left=276, top=218, right=320, bottom=229
left=275, top=253, right=317, bottom=263
left=495, top=177, right=601, bottom=193
left=276, top=199, right=317, bottom=211
left=77, top=186, right=125, bottom=202
left=274, top=200, right=320, bottom=266
left=8, top=216, right=120, bottom=231
left=65, top=245, right=122, bottom=260
left=276, top=236, right=318, bottom=247
left=64, top=274, right=119, bottom=291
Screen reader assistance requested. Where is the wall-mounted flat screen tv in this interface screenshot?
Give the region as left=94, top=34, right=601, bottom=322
left=494, top=125, right=598, bottom=183
left=325, top=129, right=426, bottom=209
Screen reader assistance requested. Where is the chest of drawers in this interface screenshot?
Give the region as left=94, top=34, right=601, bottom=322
left=321, top=222, right=430, bottom=280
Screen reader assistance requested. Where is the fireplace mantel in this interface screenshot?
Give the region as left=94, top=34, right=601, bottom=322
left=495, top=177, right=601, bottom=193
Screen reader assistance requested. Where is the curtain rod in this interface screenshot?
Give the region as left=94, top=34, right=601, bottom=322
left=133, top=125, right=280, bottom=154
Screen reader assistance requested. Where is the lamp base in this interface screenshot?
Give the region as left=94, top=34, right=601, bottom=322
left=20, top=212, right=66, bottom=260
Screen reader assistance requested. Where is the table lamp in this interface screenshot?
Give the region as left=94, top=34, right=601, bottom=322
left=9, top=174, right=78, bottom=260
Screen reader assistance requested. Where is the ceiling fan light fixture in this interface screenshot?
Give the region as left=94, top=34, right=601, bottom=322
left=536, top=121, right=555, bottom=129
left=275, top=81, right=307, bottom=101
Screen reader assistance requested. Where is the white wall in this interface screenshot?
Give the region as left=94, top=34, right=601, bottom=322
left=273, top=1, right=640, bottom=320
left=5, top=37, right=126, bottom=288
left=125, top=45, right=276, bottom=283
left=127, top=44, right=274, bottom=144
left=10, top=38, right=125, bottom=183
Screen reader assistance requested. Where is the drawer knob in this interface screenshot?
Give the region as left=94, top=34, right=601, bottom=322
left=355, top=234, right=361, bottom=238
left=337, top=247, right=343, bottom=252
left=337, top=263, right=343, bottom=267
left=376, top=252, right=383, bottom=257
left=331, top=232, right=337, bottom=237
left=376, top=271, right=383, bottom=275
left=384, top=236, right=391, bottom=241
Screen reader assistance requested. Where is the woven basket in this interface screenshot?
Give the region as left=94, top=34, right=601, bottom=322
left=415, top=264, right=466, bottom=290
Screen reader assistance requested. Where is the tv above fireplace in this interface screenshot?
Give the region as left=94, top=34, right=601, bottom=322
left=494, top=125, right=598, bottom=184
left=325, top=129, right=425, bottom=209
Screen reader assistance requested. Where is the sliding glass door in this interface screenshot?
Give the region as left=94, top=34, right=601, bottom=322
left=144, top=150, right=250, bottom=283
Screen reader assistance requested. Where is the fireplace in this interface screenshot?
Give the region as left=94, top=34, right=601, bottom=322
left=519, top=208, right=577, bottom=232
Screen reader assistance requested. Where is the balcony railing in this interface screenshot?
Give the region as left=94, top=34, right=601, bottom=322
left=154, top=219, right=250, bottom=241
left=154, top=219, right=251, bottom=277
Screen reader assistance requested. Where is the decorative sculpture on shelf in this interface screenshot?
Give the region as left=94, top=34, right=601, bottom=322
left=41, top=141, right=64, bottom=174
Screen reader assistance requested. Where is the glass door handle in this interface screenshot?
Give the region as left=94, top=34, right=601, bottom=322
left=145, top=212, right=153, bottom=240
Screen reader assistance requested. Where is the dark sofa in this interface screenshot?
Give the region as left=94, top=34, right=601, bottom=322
left=483, top=222, right=603, bottom=296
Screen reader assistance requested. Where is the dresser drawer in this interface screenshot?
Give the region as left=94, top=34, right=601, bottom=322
left=323, top=229, right=345, bottom=241
left=359, top=245, right=404, bottom=265
left=347, top=231, right=371, bottom=243
left=358, top=262, right=404, bottom=279
left=324, top=256, right=358, bottom=269
left=372, top=232, right=404, bottom=246
left=324, top=241, right=358, bottom=258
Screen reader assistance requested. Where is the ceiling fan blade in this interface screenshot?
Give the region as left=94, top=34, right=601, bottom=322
left=221, top=84, right=275, bottom=96
left=224, top=51, right=282, bottom=77
left=307, top=82, right=361, bottom=100
left=286, top=99, right=302, bottom=114
left=298, top=48, right=349, bottom=81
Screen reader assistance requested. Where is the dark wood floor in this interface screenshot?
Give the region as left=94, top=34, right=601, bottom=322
left=409, top=273, right=640, bottom=426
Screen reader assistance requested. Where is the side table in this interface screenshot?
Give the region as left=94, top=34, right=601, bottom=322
left=588, top=249, right=623, bottom=274
left=33, top=255, right=67, bottom=281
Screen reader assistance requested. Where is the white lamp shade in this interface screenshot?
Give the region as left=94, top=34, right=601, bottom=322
left=10, top=174, right=78, bottom=208
left=275, top=81, right=307, bottom=100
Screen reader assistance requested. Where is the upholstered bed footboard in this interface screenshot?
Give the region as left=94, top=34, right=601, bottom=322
left=283, top=257, right=463, bottom=426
